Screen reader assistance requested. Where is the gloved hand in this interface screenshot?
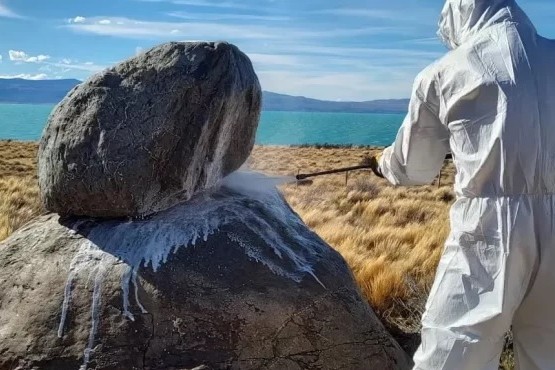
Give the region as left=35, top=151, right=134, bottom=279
left=360, top=155, right=384, bottom=178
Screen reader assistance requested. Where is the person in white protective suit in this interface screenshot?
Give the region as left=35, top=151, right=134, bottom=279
left=370, top=0, right=555, bottom=369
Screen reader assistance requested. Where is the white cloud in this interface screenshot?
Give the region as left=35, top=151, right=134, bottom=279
left=0, top=2, right=21, bottom=18
left=68, top=16, right=86, bottom=24
left=258, top=70, right=413, bottom=101
left=9, top=50, right=50, bottom=63
left=57, top=7, right=442, bottom=100
left=244, top=46, right=433, bottom=100
left=170, top=0, right=238, bottom=6
left=167, top=11, right=290, bottom=22
left=38, top=65, right=52, bottom=72
left=138, top=0, right=254, bottom=9
left=11, top=56, right=106, bottom=77
left=316, top=7, right=438, bottom=26
left=66, top=16, right=408, bottom=41
left=135, top=46, right=144, bottom=55
left=47, top=60, right=105, bottom=72
left=0, top=54, right=2, bottom=62
left=67, top=17, right=280, bottom=39
left=0, top=73, right=49, bottom=80
left=32, top=55, right=50, bottom=62
left=8, top=50, right=25, bottom=60
left=244, top=45, right=439, bottom=100
left=248, top=53, right=304, bottom=68
left=246, top=45, right=440, bottom=78
left=399, top=37, right=443, bottom=46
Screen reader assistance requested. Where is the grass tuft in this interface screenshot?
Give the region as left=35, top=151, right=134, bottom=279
left=0, top=141, right=42, bottom=241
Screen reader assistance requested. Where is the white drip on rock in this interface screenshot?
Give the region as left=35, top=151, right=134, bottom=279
left=57, top=171, right=326, bottom=369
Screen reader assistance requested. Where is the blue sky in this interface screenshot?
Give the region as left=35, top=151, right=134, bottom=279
left=0, top=0, right=554, bottom=101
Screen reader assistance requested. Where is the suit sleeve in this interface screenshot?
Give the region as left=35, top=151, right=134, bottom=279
left=379, top=70, right=450, bottom=186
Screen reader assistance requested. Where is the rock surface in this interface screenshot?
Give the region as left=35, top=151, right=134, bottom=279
left=38, top=42, right=261, bottom=218
left=0, top=173, right=410, bottom=370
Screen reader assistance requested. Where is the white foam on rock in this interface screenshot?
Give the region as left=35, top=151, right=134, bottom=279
left=58, top=171, right=327, bottom=369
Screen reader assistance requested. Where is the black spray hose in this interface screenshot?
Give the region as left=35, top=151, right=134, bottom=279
left=295, top=153, right=453, bottom=181
left=295, top=165, right=373, bottom=180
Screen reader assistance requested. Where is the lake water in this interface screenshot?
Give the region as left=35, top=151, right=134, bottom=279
left=0, top=103, right=404, bottom=146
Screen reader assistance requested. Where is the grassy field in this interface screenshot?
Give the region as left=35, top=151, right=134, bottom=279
left=0, top=141, right=513, bottom=368
left=0, top=141, right=41, bottom=241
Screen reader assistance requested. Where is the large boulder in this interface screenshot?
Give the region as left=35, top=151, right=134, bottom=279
left=0, top=173, right=410, bottom=370
left=38, top=42, right=261, bottom=218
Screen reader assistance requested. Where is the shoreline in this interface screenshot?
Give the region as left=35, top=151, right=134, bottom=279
left=0, top=102, right=57, bottom=106
left=0, top=139, right=386, bottom=150
left=0, top=102, right=407, bottom=115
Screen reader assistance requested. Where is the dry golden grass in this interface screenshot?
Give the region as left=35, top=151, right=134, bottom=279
left=0, top=141, right=42, bottom=241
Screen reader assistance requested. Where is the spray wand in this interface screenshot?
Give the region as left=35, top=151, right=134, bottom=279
left=295, top=153, right=452, bottom=183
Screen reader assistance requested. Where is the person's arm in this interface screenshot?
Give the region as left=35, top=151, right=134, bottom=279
left=379, top=69, right=449, bottom=186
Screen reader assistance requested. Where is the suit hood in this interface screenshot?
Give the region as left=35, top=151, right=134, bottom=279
left=438, top=0, right=536, bottom=49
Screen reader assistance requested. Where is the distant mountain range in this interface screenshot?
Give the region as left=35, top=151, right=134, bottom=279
left=0, top=78, right=81, bottom=104
left=263, top=92, right=408, bottom=114
left=0, top=78, right=409, bottom=113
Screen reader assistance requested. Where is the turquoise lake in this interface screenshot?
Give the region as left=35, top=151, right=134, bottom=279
left=0, top=103, right=405, bottom=146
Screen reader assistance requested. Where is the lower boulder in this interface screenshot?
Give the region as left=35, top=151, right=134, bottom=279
left=0, top=172, right=410, bottom=370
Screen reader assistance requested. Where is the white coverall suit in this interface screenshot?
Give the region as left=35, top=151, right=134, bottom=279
left=379, top=0, right=555, bottom=369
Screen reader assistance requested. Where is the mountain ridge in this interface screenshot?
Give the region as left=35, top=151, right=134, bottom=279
left=0, top=78, right=409, bottom=113
left=0, top=78, right=81, bottom=104
left=263, top=91, right=408, bottom=113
